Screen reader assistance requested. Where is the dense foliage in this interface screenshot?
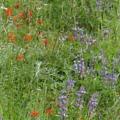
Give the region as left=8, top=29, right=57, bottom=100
left=0, top=0, right=120, bottom=120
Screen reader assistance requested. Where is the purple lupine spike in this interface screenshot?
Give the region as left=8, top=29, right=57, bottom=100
left=66, top=80, right=75, bottom=91
left=76, top=86, right=86, bottom=97
left=58, top=80, right=75, bottom=119
left=75, top=86, right=86, bottom=109
left=59, top=90, right=68, bottom=120
left=103, top=72, right=118, bottom=85
left=104, top=73, right=117, bottom=81
left=100, top=70, right=119, bottom=85
left=72, top=27, right=85, bottom=40
left=73, top=58, right=85, bottom=77
left=88, top=92, right=99, bottom=116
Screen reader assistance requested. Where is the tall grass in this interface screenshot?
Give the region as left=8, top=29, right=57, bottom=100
left=0, top=0, right=120, bottom=120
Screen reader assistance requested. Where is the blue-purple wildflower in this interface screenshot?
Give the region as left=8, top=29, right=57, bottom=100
left=88, top=92, right=99, bottom=116
left=59, top=90, right=68, bottom=120
left=66, top=80, right=75, bottom=91
left=101, top=71, right=119, bottom=85
left=72, top=27, right=85, bottom=41
left=73, top=58, right=85, bottom=77
left=58, top=80, right=75, bottom=119
left=75, top=86, right=86, bottom=109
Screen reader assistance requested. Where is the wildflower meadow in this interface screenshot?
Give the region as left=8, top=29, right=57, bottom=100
left=0, top=0, right=120, bottom=120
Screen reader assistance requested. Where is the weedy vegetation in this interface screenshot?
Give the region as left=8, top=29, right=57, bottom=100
left=0, top=0, right=120, bottom=120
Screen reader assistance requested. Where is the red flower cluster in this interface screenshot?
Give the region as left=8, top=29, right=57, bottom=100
left=24, top=34, right=33, bottom=42
left=16, top=54, right=24, bottom=61
left=8, top=32, right=16, bottom=43
left=30, top=111, right=39, bottom=118
left=45, top=108, right=53, bottom=116
left=5, top=8, right=13, bottom=17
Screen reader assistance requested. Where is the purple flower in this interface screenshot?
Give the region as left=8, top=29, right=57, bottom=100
left=100, top=70, right=119, bottom=85
left=72, top=27, right=85, bottom=41
left=76, top=86, right=86, bottom=97
left=75, top=86, right=86, bottom=109
left=73, top=58, right=85, bottom=77
left=58, top=80, right=75, bottom=119
left=59, top=90, right=68, bottom=120
left=104, top=73, right=118, bottom=85
left=88, top=92, right=99, bottom=115
left=104, top=73, right=117, bottom=81
left=66, top=80, right=75, bottom=91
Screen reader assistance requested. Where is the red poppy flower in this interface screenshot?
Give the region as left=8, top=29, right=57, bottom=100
left=24, top=34, right=32, bottom=42
left=43, top=39, right=48, bottom=46
left=16, top=54, right=24, bottom=61
left=45, top=108, right=53, bottom=116
left=8, top=32, right=16, bottom=43
left=5, top=8, right=13, bottom=17
left=18, top=12, right=25, bottom=19
left=30, top=111, right=39, bottom=118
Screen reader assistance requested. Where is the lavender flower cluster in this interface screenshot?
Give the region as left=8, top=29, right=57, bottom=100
left=58, top=26, right=96, bottom=47
left=58, top=80, right=75, bottom=120
left=58, top=80, right=100, bottom=119
left=72, top=26, right=96, bottom=46
left=75, top=88, right=99, bottom=117
left=72, top=27, right=85, bottom=41
left=59, top=90, right=68, bottom=120
left=58, top=19, right=119, bottom=119
left=73, top=58, right=85, bottom=77
left=66, top=80, right=75, bottom=91
left=75, top=86, right=86, bottom=110
left=100, top=71, right=119, bottom=85
left=88, top=92, right=99, bottom=116
left=73, top=56, right=96, bottom=77
left=73, top=51, right=119, bottom=86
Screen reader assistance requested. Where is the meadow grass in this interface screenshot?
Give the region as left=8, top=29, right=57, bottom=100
left=0, top=0, right=120, bottom=120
